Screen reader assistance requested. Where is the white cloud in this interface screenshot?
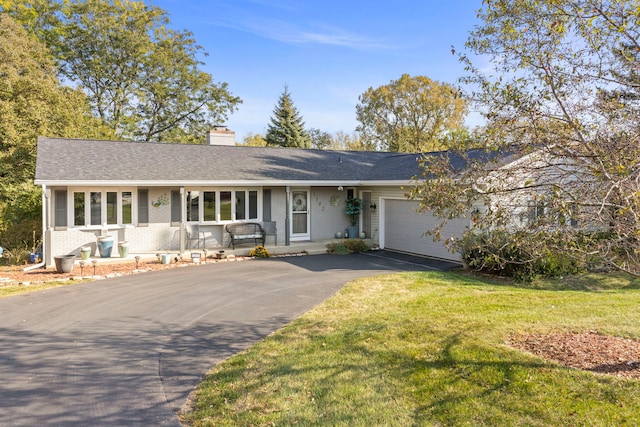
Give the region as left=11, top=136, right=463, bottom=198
left=213, top=14, right=393, bottom=51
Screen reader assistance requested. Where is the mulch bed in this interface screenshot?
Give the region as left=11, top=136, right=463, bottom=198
left=509, top=330, right=640, bottom=379
left=0, top=255, right=246, bottom=284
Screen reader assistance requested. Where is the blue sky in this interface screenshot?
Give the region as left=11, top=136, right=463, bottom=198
left=150, top=0, right=484, bottom=141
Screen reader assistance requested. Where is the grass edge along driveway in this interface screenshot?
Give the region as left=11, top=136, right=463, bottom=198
left=181, top=271, right=640, bottom=426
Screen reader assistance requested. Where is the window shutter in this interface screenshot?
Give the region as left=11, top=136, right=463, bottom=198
left=171, top=191, right=181, bottom=223
left=263, top=189, right=272, bottom=222
left=138, top=190, right=149, bottom=224
left=54, top=190, right=67, bottom=227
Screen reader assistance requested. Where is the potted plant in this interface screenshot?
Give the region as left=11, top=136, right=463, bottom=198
left=345, top=197, right=363, bottom=238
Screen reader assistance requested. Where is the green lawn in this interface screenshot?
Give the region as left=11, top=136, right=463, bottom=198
left=181, top=271, right=640, bottom=426
left=0, top=280, right=78, bottom=298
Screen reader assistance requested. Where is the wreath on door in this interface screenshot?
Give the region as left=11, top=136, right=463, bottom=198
left=292, top=192, right=307, bottom=212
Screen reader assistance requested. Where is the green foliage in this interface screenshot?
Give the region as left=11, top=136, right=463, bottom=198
left=326, top=239, right=369, bottom=254
left=345, top=238, right=369, bottom=253
left=184, top=271, right=640, bottom=426
left=344, top=197, right=363, bottom=226
left=3, top=0, right=241, bottom=143
left=0, top=13, right=112, bottom=187
left=241, top=132, right=266, bottom=147
left=0, top=246, right=34, bottom=266
left=356, top=73, right=468, bottom=152
left=249, top=246, right=270, bottom=258
left=265, top=85, right=311, bottom=148
left=0, top=13, right=113, bottom=253
left=459, top=230, right=584, bottom=281
left=307, top=128, right=333, bottom=150
left=333, top=130, right=374, bottom=151
left=413, top=0, right=640, bottom=276
left=325, top=242, right=351, bottom=254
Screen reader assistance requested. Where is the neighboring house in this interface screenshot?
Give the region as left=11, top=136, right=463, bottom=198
left=34, top=135, right=482, bottom=266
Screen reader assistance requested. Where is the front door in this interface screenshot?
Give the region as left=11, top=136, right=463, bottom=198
left=290, top=189, right=310, bottom=241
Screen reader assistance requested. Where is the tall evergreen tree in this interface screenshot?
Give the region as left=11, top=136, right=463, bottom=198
left=265, top=85, right=311, bottom=148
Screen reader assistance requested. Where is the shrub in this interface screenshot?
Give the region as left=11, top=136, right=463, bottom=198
left=0, top=247, right=31, bottom=266
left=249, top=246, right=270, bottom=258
left=326, top=242, right=350, bottom=255
left=345, top=239, right=369, bottom=253
left=326, top=239, right=369, bottom=255
left=458, top=230, right=584, bottom=281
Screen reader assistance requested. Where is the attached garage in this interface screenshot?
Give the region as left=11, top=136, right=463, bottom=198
left=382, top=199, right=468, bottom=262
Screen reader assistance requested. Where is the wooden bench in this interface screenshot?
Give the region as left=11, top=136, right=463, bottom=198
left=225, top=222, right=266, bottom=249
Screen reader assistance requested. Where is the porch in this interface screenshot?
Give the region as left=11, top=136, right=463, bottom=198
left=68, top=238, right=376, bottom=266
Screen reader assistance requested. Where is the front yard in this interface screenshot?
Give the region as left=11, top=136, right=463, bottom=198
left=181, top=271, right=640, bottom=426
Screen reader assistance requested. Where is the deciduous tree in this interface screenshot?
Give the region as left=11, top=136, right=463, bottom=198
left=307, top=128, right=333, bottom=150
left=0, top=13, right=112, bottom=251
left=2, top=0, right=241, bottom=143
left=242, top=132, right=267, bottom=147
left=356, top=74, right=467, bottom=152
left=411, top=0, right=640, bottom=276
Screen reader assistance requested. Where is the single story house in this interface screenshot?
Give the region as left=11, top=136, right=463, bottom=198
left=34, top=134, right=484, bottom=266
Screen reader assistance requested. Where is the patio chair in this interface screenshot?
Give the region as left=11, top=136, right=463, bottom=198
left=263, top=221, right=277, bottom=246
left=185, top=224, right=205, bottom=249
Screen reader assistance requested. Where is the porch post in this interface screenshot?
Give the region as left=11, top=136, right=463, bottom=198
left=285, top=186, right=290, bottom=246
left=179, top=186, right=185, bottom=254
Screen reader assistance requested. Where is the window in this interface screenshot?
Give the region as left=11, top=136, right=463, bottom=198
left=236, top=191, right=246, bottom=220
left=203, top=191, right=216, bottom=221
left=220, top=191, right=232, bottom=221
left=106, top=192, right=117, bottom=224
left=183, top=189, right=260, bottom=223
left=249, top=190, right=258, bottom=219
left=570, top=203, right=578, bottom=227
left=74, top=192, right=85, bottom=226
left=90, top=192, right=102, bottom=225
left=527, top=200, right=546, bottom=225
left=186, top=191, right=199, bottom=221
left=58, top=189, right=138, bottom=227
left=122, top=192, right=132, bottom=224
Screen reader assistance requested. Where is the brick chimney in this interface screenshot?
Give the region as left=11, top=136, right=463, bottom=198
left=206, top=126, right=236, bottom=146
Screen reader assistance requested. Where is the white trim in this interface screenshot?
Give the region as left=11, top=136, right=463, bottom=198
left=379, top=198, right=386, bottom=249
left=183, top=188, right=262, bottom=225
left=66, top=187, right=137, bottom=228
left=290, top=188, right=310, bottom=241
left=34, top=179, right=415, bottom=187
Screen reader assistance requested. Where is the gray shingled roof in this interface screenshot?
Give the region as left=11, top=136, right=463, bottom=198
left=34, top=137, right=502, bottom=185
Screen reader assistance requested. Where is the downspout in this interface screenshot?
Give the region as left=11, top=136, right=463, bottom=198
left=285, top=186, right=290, bottom=246
left=42, top=185, right=48, bottom=266
left=179, top=186, right=185, bottom=254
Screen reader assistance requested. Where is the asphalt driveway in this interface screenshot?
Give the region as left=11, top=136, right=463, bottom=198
left=0, top=251, right=458, bottom=426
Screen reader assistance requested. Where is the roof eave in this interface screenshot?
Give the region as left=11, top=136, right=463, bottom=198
left=34, top=179, right=417, bottom=187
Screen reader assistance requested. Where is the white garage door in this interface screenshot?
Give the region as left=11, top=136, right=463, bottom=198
left=384, top=199, right=467, bottom=261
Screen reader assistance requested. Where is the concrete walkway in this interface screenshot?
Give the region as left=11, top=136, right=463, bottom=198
left=0, top=252, right=457, bottom=426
